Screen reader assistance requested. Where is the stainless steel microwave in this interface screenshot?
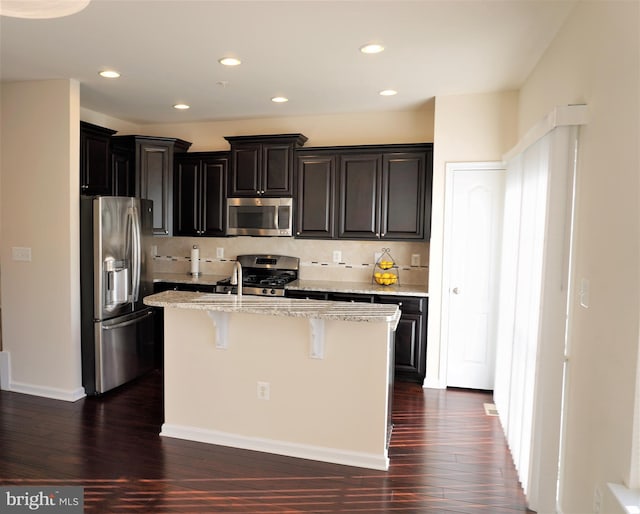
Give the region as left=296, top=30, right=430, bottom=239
left=226, top=197, right=293, bottom=237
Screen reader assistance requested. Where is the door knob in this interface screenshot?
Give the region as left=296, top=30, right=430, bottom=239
left=452, top=287, right=460, bottom=294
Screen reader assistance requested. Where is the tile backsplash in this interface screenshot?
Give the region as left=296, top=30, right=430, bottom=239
left=152, top=237, right=429, bottom=286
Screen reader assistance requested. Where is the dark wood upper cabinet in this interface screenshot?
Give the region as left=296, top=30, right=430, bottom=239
left=80, top=121, right=117, bottom=196
left=295, top=143, right=433, bottom=241
left=338, top=153, right=382, bottom=239
left=111, top=144, right=135, bottom=197
left=111, top=135, right=192, bottom=236
left=174, top=152, right=228, bottom=237
left=296, top=153, right=336, bottom=238
left=381, top=151, right=431, bottom=240
left=225, top=134, right=307, bottom=197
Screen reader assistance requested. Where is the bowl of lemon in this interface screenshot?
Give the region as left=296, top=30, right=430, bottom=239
left=374, top=272, right=398, bottom=286
left=378, top=260, right=394, bottom=270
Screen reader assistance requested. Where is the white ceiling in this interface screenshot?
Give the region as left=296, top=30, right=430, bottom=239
left=0, top=0, right=577, bottom=125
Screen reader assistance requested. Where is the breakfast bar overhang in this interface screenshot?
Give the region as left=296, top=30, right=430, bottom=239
left=144, top=290, right=400, bottom=471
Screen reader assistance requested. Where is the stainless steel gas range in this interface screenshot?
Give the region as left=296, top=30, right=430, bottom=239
left=216, top=254, right=299, bottom=297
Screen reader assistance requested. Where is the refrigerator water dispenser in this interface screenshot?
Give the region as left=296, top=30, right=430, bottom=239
left=104, top=258, right=130, bottom=306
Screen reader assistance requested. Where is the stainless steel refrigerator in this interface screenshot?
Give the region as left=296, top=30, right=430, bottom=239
left=80, top=196, right=155, bottom=395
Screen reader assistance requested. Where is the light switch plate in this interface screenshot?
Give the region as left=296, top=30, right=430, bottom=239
left=216, top=247, right=224, bottom=259
left=332, top=250, right=342, bottom=263
left=12, top=247, right=32, bottom=262
left=411, top=254, right=421, bottom=266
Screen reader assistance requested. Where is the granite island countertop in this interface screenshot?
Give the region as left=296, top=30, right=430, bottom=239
left=144, top=290, right=401, bottom=325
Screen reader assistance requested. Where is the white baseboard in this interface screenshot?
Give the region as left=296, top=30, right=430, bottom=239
left=7, top=379, right=86, bottom=402
left=161, top=423, right=390, bottom=471
left=423, top=377, right=446, bottom=389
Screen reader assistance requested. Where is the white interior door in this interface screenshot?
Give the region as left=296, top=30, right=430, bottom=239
left=444, top=164, right=505, bottom=390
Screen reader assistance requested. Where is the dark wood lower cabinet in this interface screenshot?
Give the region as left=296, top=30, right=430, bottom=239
left=286, top=289, right=427, bottom=383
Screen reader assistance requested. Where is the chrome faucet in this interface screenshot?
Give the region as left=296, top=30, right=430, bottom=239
left=231, top=260, right=243, bottom=297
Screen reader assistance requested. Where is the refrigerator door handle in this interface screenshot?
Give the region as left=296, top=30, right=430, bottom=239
left=130, top=205, right=142, bottom=303
left=102, top=309, right=154, bottom=330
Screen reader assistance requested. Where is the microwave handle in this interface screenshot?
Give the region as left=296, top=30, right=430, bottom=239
left=273, top=203, right=279, bottom=230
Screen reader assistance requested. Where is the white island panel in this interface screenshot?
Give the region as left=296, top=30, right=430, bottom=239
left=157, top=298, right=395, bottom=471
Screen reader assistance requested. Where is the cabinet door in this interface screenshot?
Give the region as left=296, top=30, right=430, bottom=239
left=112, top=148, right=135, bottom=197
left=174, top=159, right=200, bottom=236
left=81, top=130, right=112, bottom=195
left=296, top=154, right=336, bottom=238
left=376, top=295, right=427, bottom=383
left=262, top=143, right=293, bottom=195
left=138, top=141, right=173, bottom=236
left=393, top=313, right=425, bottom=381
left=337, top=154, right=381, bottom=239
left=229, top=144, right=261, bottom=196
left=381, top=152, right=426, bottom=240
left=200, top=157, right=227, bottom=236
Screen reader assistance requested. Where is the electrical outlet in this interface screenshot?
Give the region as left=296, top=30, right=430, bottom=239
left=151, top=245, right=158, bottom=257
left=216, top=247, right=224, bottom=259
left=411, top=254, right=421, bottom=267
left=12, top=247, right=31, bottom=262
left=374, top=252, right=382, bottom=264
left=332, top=250, right=342, bottom=263
left=257, top=381, right=270, bottom=400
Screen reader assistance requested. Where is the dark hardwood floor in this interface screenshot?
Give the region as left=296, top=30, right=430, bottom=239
left=0, top=370, right=533, bottom=513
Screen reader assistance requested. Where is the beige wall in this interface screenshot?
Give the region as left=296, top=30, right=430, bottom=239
left=132, top=102, right=435, bottom=151
left=0, top=80, right=83, bottom=399
left=80, top=106, right=141, bottom=134
left=517, top=2, right=640, bottom=512
left=427, top=90, right=518, bottom=386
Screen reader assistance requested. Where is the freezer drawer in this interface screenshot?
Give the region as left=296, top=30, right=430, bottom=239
left=94, top=308, right=155, bottom=394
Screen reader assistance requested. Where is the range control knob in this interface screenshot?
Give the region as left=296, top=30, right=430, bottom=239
left=262, top=288, right=268, bottom=295
left=270, top=289, right=276, bottom=295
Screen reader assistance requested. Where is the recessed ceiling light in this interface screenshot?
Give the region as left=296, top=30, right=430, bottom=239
left=173, top=104, right=190, bottom=110
left=360, top=43, right=385, bottom=54
left=99, top=70, right=120, bottom=79
left=219, top=57, right=241, bottom=66
left=271, top=97, right=288, bottom=103
left=379, top=89, right=398, bottom=96
left=0, top=0, right=91, bottom=19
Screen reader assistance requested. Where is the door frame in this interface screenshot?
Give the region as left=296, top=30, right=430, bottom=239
left=440, top=161, right=505, bottom=388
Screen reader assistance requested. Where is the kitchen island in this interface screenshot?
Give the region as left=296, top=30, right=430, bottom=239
left=144, top=290, right=400, bottom=470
